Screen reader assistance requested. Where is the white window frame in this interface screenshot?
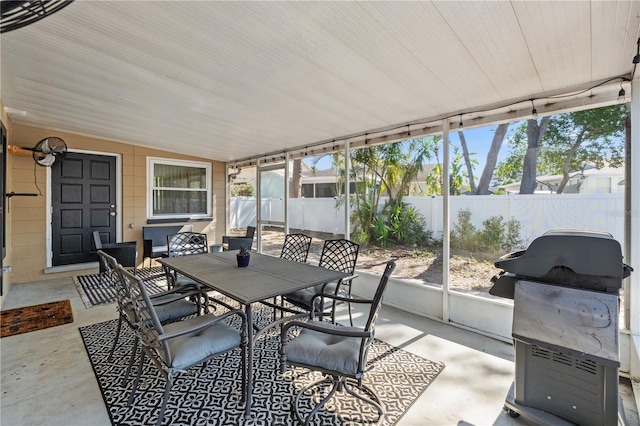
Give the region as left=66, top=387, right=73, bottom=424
left=147, top=157, right=211, bottom=220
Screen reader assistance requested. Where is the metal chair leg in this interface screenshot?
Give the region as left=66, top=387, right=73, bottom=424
left=128, top=350, right=146, bottom=406
left=156, top=371, right=174, bottom=426
left=108, top=314, right=124, bottom=361
left=293, top=375, right=384, bottom=425
left=294, top=376, right=338, bottom=425
left=121, top=336, right=139, bottom=387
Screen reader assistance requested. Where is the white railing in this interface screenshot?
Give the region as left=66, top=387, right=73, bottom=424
left=231, top=193, right=625, bottom=250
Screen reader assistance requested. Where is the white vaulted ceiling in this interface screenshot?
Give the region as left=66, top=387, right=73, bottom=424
left=1, top=1, right=639, bottom=162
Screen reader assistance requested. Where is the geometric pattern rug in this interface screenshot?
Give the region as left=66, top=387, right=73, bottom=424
left=73, top=267, right=168, bottom=308
left=79, top=316, right=444, bottom=425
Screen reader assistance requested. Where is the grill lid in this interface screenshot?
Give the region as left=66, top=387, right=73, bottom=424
left=494, top=230, right=629, bottom=284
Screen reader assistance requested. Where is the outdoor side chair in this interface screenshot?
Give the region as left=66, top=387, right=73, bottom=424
left=93, top=230, right=137, bottom=275
left=280, top=233, right=313, bottom=263
left=222, top=226, right=255, bottom=250
left=281, top=260, right=396, bottom=425
left=165, top=232, right=237, bottom=311
left=282, top=238, right=360, bottom=325
left=165, top=232, right=208, bottom=290
left=117, top=264, right=247, bottom=426
left=98, top=250, right=209, bottom=386
left=273, top=233, right=313, bottom=320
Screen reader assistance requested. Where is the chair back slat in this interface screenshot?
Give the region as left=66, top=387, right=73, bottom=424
left=280, top=233, right=312, bottom=263
left=167, top=232, right=208, bottom=257
left=318, top=239, right=359, bottom=274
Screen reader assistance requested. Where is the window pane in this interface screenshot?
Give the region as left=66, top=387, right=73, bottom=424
left=154, top=164, right=206, bottom=189
left=153, top=190, right=207, bottom=215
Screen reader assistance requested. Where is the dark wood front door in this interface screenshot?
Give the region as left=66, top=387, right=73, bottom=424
left=51, top=152, right=117, bottom=266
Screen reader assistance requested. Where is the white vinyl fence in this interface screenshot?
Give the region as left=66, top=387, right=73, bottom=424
left=231, top=193, right=626, bottom=250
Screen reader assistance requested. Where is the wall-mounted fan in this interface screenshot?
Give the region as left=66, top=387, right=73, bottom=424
left=32, top=137, right=67, bottom=167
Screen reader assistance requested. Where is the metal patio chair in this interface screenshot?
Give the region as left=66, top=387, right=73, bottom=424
left=282, top=238, right=359, bottom=325
left=118, top=264, right=247, bottom=426
left=281, top=260, right=396, bottom=425
left=97, top=250, right=208, bottom=386
left=165, top=232, right=208, bottom=290
left=280, top=233, right=313, bottom=263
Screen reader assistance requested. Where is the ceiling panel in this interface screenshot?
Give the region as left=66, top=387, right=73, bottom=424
left=1, top=1, right=638, bottom=162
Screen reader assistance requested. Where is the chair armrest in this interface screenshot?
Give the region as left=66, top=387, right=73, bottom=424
left=281, top=320, right=372, bottom=341
left=309, top=291, right=373, bottom=320
left=149, top=288, right=207, bottom=305
left=313, top=292, right=373, bottom=306
left=159, top=310, right=246, bottom=341
left=320, top=274, right=358, bottom=294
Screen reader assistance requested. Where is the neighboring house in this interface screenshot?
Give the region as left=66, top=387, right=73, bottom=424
left=231, top=163, right=441, bottom=198
left=231, top=164, right=357, bottom=198
left=499, top=166, right=625, bottom=194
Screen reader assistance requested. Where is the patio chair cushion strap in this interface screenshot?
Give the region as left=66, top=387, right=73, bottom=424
left=163, top=317, right=242, bottom=370
left=284, top=321, right=364, bottom=376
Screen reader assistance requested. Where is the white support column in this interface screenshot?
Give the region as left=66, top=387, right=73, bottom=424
left=442, top=120, right=450, bottom=322
left=225, top=163, right=230, bottom=235
left=628, top=75, right=640, bottom=389
left=256, top=159, right=262, bottom=253
left=344, top=141, right=351, bottom=240
left=284, top=152, right=290, bottom=235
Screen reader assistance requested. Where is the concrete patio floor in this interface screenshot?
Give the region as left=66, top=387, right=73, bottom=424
left=1, top=275, right=638, bottom=426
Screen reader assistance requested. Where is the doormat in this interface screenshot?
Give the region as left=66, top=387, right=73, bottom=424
left=73, top=267, right=168, bottom=308
left=1, top=299, right=73, bottom=338
left=80, top=317, right=445, bottom=426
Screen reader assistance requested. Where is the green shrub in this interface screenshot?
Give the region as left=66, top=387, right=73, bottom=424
left=371, top=216, right=390, bottom=247
left=452, top=209, right=477, bottom=250
left=479, top=215, right=505, bottom=251
left=453, top=209, right=523, bottom=254
left=503, top=217, right=524, bottom=251
left=351, top=229, right=370, bottom=246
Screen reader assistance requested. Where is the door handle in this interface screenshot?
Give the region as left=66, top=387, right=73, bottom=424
left=110, top=212, right=116, bottom=216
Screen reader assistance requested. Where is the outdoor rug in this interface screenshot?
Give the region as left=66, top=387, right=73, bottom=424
left=80, top=317, right=444, bottom=425
left=1, top=299, right=73, bottom=338
left=73, top=267, right=168, bottom=308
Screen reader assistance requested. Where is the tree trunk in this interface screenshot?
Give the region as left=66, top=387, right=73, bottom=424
left=291, top=159, right=302, bottom=198
left=556, top=129, right=585, bottom=194
left=476, top=123, right=509, bottom=195
left=458, top=131, right=476, bottom=193
left=519, top=117, right=550, bottom=194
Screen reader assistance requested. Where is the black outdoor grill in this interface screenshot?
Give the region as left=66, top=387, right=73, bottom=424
left=490, top=230, right=633, bottom=426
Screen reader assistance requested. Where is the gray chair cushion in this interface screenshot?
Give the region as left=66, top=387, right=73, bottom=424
left=163, top=315, right=242, bottom=370
left=284, top=283, right=338, bottom=310
left=284, top=321, right=363, bottom=376
left=153, top=297, right=199, bottom=323
left=175, top=274, right=205, bottom=289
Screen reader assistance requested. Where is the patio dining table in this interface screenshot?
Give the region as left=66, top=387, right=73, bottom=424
left=158, top=251, right=349, bottom=419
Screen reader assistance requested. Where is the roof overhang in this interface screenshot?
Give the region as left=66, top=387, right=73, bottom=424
left=1, top=1, right=639, bottom=165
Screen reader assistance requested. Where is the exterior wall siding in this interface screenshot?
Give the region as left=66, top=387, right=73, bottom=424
left=5, top=123, right=225, bottom=284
